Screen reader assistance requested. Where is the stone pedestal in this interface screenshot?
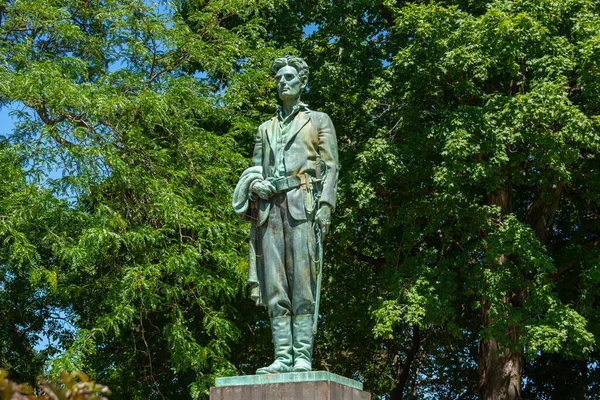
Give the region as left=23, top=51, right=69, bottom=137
left=210, top=371, right=370, bottom=400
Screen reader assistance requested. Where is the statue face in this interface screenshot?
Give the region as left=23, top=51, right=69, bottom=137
left=275, top=65, right=305, bottom=102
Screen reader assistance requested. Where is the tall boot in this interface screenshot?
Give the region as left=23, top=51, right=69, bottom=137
left=292, top=314, right=314, bottom=372
left=256, top=316, right=293, bottom=374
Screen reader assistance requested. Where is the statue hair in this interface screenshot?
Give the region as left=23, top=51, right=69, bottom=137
left=272, top=55, right=309, bottom=83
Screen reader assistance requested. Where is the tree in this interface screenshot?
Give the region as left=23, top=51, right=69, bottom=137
left=225, top=0, right=600, bottom=398
left=0, top=0, right=287, bottom=398
left=0, top=145, right=69, bottom=386
left=275, top=0, right=600, bottom=398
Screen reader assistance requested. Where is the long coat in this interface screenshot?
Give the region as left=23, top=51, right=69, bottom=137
left=250, top=109, right=339, bottom=226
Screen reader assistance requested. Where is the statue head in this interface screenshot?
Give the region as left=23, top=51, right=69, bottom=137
left=272, top=55, right=309, bottom=102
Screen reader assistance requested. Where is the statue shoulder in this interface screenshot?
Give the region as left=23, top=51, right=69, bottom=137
left=311, top=110, right=333, bottom=127
left=258, top=116, right=276, bottom=131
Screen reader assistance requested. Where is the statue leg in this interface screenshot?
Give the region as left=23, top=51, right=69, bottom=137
left=285, top=214, right=317, bottom=372
left=292, top=314, right=313, bottom=372
left=257, top=195, right=293, bottom=374
left=256, top=316, right=293, bottom=374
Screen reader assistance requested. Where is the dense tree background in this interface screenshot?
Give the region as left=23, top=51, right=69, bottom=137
left=0, top=0, right=599, bottom=399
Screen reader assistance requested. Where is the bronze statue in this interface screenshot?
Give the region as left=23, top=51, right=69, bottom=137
left=233, top=55, right=339, bottom=374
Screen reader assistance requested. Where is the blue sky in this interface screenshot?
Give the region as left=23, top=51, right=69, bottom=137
left=0, top=105, right=16, bottom=138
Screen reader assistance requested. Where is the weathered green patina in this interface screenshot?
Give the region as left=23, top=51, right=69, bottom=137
left=215, top=371, right=363, bottom=390
left=232, top=56, right=339, bottom=374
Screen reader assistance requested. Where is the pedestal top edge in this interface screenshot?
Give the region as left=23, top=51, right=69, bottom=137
left=214, top=371, right=363, bottom=390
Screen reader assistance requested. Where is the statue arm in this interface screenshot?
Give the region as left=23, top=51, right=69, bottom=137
left=317, top=112, right=339, bottom=212
left=249, top=126, right=263, bottom=200
left=251, top=126, right=264, bottom=168
left=249, top=125, right=275, bottom=200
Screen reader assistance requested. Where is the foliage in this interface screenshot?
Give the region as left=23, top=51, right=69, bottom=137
left=0, top=369, right=110, bottom=400
left=1, top=0, right=600, bottom=399
left=0, top=0, right=281, bottom=398
left=0, top=146, right=71, bottom=385
left=256, top=0, right=600, bottom=397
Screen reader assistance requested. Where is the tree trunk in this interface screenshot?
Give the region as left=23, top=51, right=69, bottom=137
left=478, top=301, right=524, bottom=400
left=525, top=181, right=564, bottom=245
left=477, top=338, right=524, bottom=400
left=389, top=326, right=421, bottom=400
left=478, top=177, right=563, bottom=400
left=480, top=189, right=523, bottom=400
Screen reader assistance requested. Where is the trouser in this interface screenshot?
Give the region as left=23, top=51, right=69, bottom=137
left=261, top=193, right=316, bottom=318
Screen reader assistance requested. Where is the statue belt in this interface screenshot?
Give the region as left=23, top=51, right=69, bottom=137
left=268, top=174, right=320, bottom=194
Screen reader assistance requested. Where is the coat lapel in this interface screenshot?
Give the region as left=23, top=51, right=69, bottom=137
left=284, top=111, right=311, bottom=148
left=266, top=116, right=278, bottom=147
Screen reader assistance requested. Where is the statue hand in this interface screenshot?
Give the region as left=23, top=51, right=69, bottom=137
left=251, top=180, right=276, bottom=200
left=316, top=203, right=332, bottom=237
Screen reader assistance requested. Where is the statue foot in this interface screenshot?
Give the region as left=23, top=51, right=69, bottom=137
left=292, top=359, right=311, bottom=372
left=256, top=360, right=293, bottom=374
